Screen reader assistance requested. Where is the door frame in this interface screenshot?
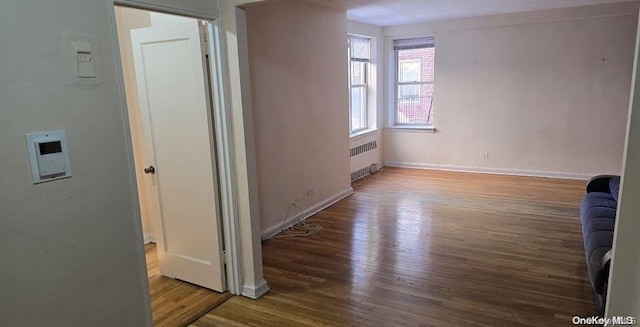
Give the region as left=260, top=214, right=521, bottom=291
left=107, top=0, right=244, bottom=300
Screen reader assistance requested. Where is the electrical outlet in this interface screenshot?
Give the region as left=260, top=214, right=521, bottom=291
left=481, top=152, right=489, bottom=158
left=306, top=188, right=314, bottom=196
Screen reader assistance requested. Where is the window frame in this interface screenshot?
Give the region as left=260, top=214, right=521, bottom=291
left=391, top=36, right=436, bottom=129
left=348, top=35, right=371, bottom=135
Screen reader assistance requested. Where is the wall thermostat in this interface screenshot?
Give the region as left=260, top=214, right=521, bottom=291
left=25, top=130, right=72, bottom=184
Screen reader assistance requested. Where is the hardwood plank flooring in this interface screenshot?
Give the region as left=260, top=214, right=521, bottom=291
left=145, top=244, right=232, bottom=327
left=191, top=168, right=594, bottom=327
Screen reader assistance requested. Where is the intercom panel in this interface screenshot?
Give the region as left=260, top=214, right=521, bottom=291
left=25, top=130, right=72, bottom=184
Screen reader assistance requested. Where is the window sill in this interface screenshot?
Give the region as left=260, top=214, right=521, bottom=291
left=350, top=128, right=378, bottom=139
left=386, top=126, right=436, bottom=133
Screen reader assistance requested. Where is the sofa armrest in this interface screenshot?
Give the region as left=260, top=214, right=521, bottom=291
left=597, top=250, right=613, bottom=317
left=587, top=175, right=616, bottom=193
left=602, top=249, right=613, bottom=271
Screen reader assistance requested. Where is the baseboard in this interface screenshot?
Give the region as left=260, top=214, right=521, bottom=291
left=384, top=161, right=593, bottom=180
left=143, top=233, right=156, bottom=244
left=261, top=187, right=354, bottom=241
left=242, top=279, right=269, bottom=299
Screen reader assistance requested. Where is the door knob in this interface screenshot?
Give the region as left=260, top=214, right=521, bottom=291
left=144, top=165, right=156, bottom=174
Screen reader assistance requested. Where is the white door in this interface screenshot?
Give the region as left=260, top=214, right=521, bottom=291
left=131, top=12, right=225, bottom=292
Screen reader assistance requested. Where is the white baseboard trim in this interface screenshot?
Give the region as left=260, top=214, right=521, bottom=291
left=242, top=279, right=270, bottom=299
left=143, top=233, right=156, bottom=244
left=261, top=187, right=354, bottom=241
left=384, top=161, right=593, bottom=180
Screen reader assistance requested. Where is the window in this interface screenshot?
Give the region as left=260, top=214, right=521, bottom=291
left=394, top=37, right=435, bottom=126
left=348, top=36, right=371, bottom=134
left=398, top=60, right=420, bottom=105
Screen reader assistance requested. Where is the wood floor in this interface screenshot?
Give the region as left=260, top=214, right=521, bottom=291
left=191, top=168, right=594, bottom=327
left=146, top=244, right=232, bottom=327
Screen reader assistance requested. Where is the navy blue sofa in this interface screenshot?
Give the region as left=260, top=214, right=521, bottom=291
left=580, top=175, right=620, bottom=315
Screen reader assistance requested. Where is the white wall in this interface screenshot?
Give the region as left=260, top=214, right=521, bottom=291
left=382, top=2, right=639, bottom=179
left=0, top=1, right=151, bottom=326
left=348, top=21, right=385, bottom=170
left=607, top=7, right=640, bottom=317
left=114, top=7, right=154, bottom=243
left=244, top=0, right=352, bottom=237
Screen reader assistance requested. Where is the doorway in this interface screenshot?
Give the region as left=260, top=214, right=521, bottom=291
left=113, top=6, right=230, bottom=326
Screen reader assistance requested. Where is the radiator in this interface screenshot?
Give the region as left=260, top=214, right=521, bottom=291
left=350, top=140, right=379, bottom=182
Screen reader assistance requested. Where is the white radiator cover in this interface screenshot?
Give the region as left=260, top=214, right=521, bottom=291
left=350, top=140, right=380, bottom=182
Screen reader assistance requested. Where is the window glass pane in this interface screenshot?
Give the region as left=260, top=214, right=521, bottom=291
left=397, top=47, right=435, bottom=82
left=399, top=60, right=420, bottom=83
left=351, top=86, right=366, bottom=131
left=396, top=84, right=434, bottom=125
left=351, top=37, right=370, bottom=60
left=351, top=61, right=366, bottom=85
left=398, top=84, right=420, bottom=103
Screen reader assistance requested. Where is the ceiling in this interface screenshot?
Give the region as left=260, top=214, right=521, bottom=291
left=309, top=0, right=635, bottom=26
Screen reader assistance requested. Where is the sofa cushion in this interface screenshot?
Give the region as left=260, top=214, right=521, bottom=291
left=609, top=176, right=621, bottom=202
left=580, top=192, right=617, bottom=218
left=582, top=216, right=616, bottom=236
left=580, top=192, right=617, bottom=293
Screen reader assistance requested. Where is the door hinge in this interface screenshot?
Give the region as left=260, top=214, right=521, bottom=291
left=223, top=250, right=228, bottom=265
